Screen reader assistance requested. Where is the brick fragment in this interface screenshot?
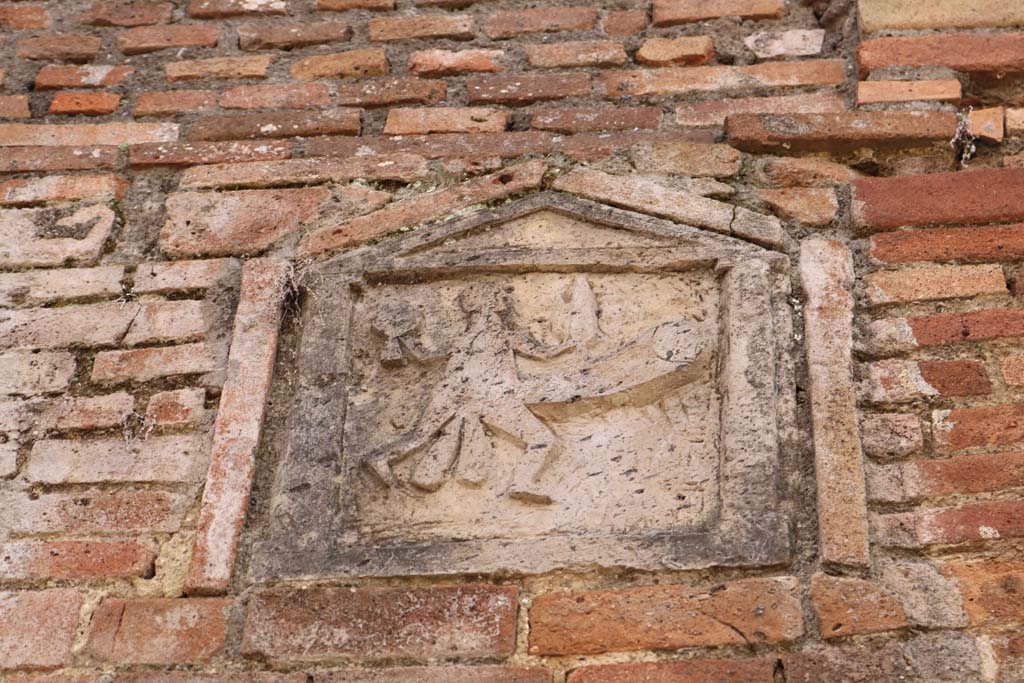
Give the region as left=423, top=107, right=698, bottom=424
left=871, top=223, right=1024, bottom=264
left=129, top=140, right=292, bottom=166
left=188, top=109, right=360, bottom=140
left=368, top=14, right=474, bottom=41
left=0, top=3, right=51, bottom=30
left=4, top=489, right=188, bottom=534
left=630, top=140, right=740, bottom=177
left=857, top=80, right=961, bottom=106
left=317, top=0, right=393, bottom=9
left=1002, top=356, right=1024, bottom=386
left=220, top=83, right=330, bottom=110
left=728, top=111, right=957, bottom=153
left=27, top=435, right=208, bottom=484
left=0, top=351, right=75, bottom=396
left=81, top=1, right=173, bottom=26
left=636, top=35, right=714, bottom=66
left=179, top=153, right=426, bottom=188
left=0, top=589, right=82, bottom=670
left=654, top=0, right=783, bottom=25
left=0, top=541, right=154, bottom=580
left=0, top=96, right=30, bottom=120
left=482, top=7, right=596, bottom=39
left=134, top=90, right=218, bottom=116
left=88, top=598, right=229, bottom=664
left=319, top=668, right=550, bottom=683
left=189, top=0, right=287, bottom=17
left=298, top=161, right=545, bottom=258
left=860, top=32, right=1024, bottom=76
left=166, top=55, right=273, bottom=82
left=1, top=204, right=116, bottom=268
left=861, top=413, right=923, bottom=459
left=468, top=73, right=589, bottom=104
left=745, top=29, right=824, bottom=59
left=117, top=24, right=220, bottom=54
left=49, top=92, right=121, bottom=116
left=877, top=501, right=1024, bottom=547
left=290, top=48, right=389, bottom=80
left=147, top=388, right=205, bottom=427
left=409, top=49, right=503, bottom=76
left=17, top=34, right=102, bottom=62
left=384, top=107, right=506, bottom=135
left=531, top=106, right=660, bottom=133
left=810, top=574, right=907, bottom=639
left=676, top=91, right=844, bottom=127
left=0, top=174, right=127, bottom=207
left=934, top=402, right=1024, bottom=452
left=336, top=78, right=444, bottom=107
left=186, top=259, right=288, bottom=595
left=941, top=560, right=1024, bottom=626
left=0, top=122, right=177, bottom=147
left=529, top=578, right=803, bottom=655
left=867, top=308, right=1024, bottom=354
left=39, top=391, right=133, bottom=430
left=0, top=265, right=123, bottom=307
left=866, top=264, right=1007, bottom=305
left=865, top=359, right=989, bottom=403
left=92, top=342, right=218, bottom=383
left=525, top=41, right=626, bottom=68
left=243, top=585, right=518, bottom=660
left=603, top=59, right=845, bottom=97
left=801, top=240, right=870, bottom=568
left=968, top=107, right=1004, bottom=143
left=758, top=157, right=862, bottom=187
left=162, top=187, right=328, bottom=257
left=35, top=65, right=134, bottom=90
left=859, top=0, right=1024, bottom=32
left=133, top=259, right=235, bottom=293
left=238, top=21, right=349, bottom=50
left=758, top=188, right=838, bottom=225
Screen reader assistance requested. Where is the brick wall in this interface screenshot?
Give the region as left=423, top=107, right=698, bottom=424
left=1, top=0, right=1024, bottom=681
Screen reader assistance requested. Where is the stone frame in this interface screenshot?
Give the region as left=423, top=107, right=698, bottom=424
left=250, top=193, right=795, bottom=581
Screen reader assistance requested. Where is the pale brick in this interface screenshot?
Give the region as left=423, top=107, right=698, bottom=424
left=728, top=111, right=957, bottom=153
left=524, top=41, right=626, bottom=68
left=0, top=96, right=30, bottom=119
left=0, top=266, right=123, bottom=307
left=3, top=489, right=188, bottom=534
left=602, top=60, right=845, bottom=97
left=92, top=343, right=218, bottom=383
left=860, top=0, right=1024, bottom=32
left=128, top=140, right=292, bottom=167
left=27, top=435, right=207, bottom=484
left=0, top=351, right=75, bottom=396
left=0, top=589, right=82, bottom=670
left=189, top=0, right=287, bottom=17
left=219, top=83, right=330, bottom=110
left=166, top=55, right=273, bottom=82
left=865, top=264, right=1006, bottom=305
left=290, top=48, right=388, bottom=81
left=745, top=29, right=825, bottom=59
left=123, top=300, right=208, bottom=346
left=629, top=141, right=741, bottom=177
left=861, top=413, right=923, bottom=460
left=178, top=154, right=427, bottom=189
left=35, top=65, right=134, bottom=89
left=133, top=259, right=235, bottom=294
left=0, top=302, right=140, bottom=350
left=676, top=91, right=844, bottom=127
left=368, top=14, right=475, bottom=41
left=383, top=107, right=507, bottom=135
left=88, top=598, right=230, bottom=664
left=39, top=391, right=134, bottom=430
left=319, top=668, right=549, bottom=683
left=408, top=49, right=503, bottom=76
left=0, top=205, right=116, bottom=269
left=0, top=123, right=177, bottom=147
left=0, top=174, right=128, bottom=207
left=147, top=388, right=205, bottom=427
left=758, top=188, right=838, bottom=226
left=636, top=35, right=714, bottom=66
left=531, top=106, right=661, bottom=133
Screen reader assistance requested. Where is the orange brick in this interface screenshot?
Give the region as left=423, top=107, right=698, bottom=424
left=17, top=34, right=101, bottom=61
left=871, top=223, right=1024, bottom=264
left=0, top=3, right=51, bottom=29
left=134, top=89, right=218, bottom=116
left=856, top=79, right=961, bottom=105
left=602, top=9, right=647, bottom=36
left=384, top=107, right=507, bottom=135
left=88, top=598, right=230, bottom=664
left=653, top=0, right=784, bottom=26
left=238, top=20, right=349, bottom=50
left=409, top=49, right=504, bottom=76
left=810, top=574, right=907, bottom=639
left=317, top=0, right=393, bottom=9
left=569, top=660, right=775, bottom=683
left=901, top=450, right=1024, bottom=499
left=865, top=359, right=991, bottom=402
left=219, top=83, right=330, bottom=110
left=758, top=187, right=838, bottom=225
left=80, top=1, right=173, bottom=26
left=636, top=35, right=714, bottom=66
left=482, top=7, right=597, bottom=38
left=117, top=24, right=220, bottom=54
left=321, top=668, right=549, bottom=683
left=368, top=14, right=475, bottom=41
left=92, top=343, right=218, bottom=383
left=968, top=107, right=1004, bottom=143
left=859, top=33, right=1024, bottom=76
left=758, top=157, right=862, bottom=187
left=290, top=48, right=389, bottom=80
left=933, top=402, right=1024, bottom=452
left=941, top=560, right=1024, bottom=625
left=147, top=388, right=205, bottom=427
left=49, top=91, right=121, bottom=116
left=166, top=55, right=273, bottom=82
left=865, top=264, right=1007, bottom=305
left=524, top=41, right=626, bottom=68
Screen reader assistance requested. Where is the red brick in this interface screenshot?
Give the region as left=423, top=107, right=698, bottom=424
left=0, top=540, right=154, bottom=580
left=80, top=1, right=173, bottom=26
left=186, top=259, right=287, bottom=595
left=0, top=122, right=177, bottom=147
left=857, top=79, right=961, bottom=106
left=861, top=413, right=923, bottom=459
left=933, top=402, right=1024, bottom=452
left=676, top=91, right=844, bottom=127
left=187, top=109, right=360, bottom=140
left=243, top=585, right=518, bottom=660
left=853, top=168, right=1024, bottom=231
left=636, top=35, right=714, bottom=66
left=0, top=351, right=75, bottom=395
left=88, top=598, right=229, bottom=664
left=758, top=187, right=838, bottom=225
left=320, top=668, right=549, bottom=683
left=568, top=659, right=775, bottom=683
left=653, top=0, right=784, bottom=25
left=865, top=264, right=1007, bottom=305
left=27, top=435, right=207, bottom=484
left=901, top=450, right=1024, bottom=499
left=468, top=73, right=590, bottom=104
left=17, top=34, right=103, bottom=62
left=603, top=59, right=845, bottom=97
left=531, top=105, right=660, bottom=133
left=602, top=9, right=647, bottom=36
left=0, top=96, right=30, bottom=120
left=525, top=40, right=626, bottom=68
left=147, top=387, right=205, bottom=426
left=49, top=91, right=121, bottom=116
left=162, top=187, right=327, bottom=257
left=35, top=65, right=134, bottom=90
left=179, top=153, right=426, bottom=188
left=908, top=307, right=1024, bottom=348
left=0, top=3, right=51, bottom=30
left=39, top=391, right=133, bottom=430
left=0, top=174, right=128, bottom=207
left=92, top=342, right=218, bottom=383
left=941, top=560, right=1024, bottom=626
left=384, top=107, right=506, bottom=134
left=341, top=77, right=446, bottom=107
left=728, top=111, right=956, bottom=153
left=117, top=24, right=220, bottom=54
left=860, top=33, right=1024, bottom=77
left=128, top=139, right=292, bottom=166
left=220, top=83, right=330, bottom=110
left=903, top=501, right=1024, bottom=545
left=297, top=160, right=545, bottom=258
left=5, top=489, right=189, bottom=534
left=482, top=7, right=596, bottom=38
left=409, top=48, right=503, bottom=76
left=133, top=259, right=235, bottom=294
left=317, top=0, right=393, bottom=9
left=871, top=223, right=1024, bottom=264
left=0, top=589, right=81, bottom=670
left=529, top=578, right=803, bottom=655
left=238, top=20, right=349, bottom=50
left=166, top=55, right=273, bottom=82
left=0, top=265, right=123, bottom=307
left=134, top=89, right=218, bottom=116
left=290, top=48, right=389, bottom=80
left=368, top=14, right=474, bottom=41
left=189, top=0, right=286, bottom=17
left=859, top=0, right=1024, bottom=32
left=809, top=574, right=908, bottom=639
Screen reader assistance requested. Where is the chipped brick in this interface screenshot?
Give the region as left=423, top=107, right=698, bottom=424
left=238, top=20, right=349, bottom=50
left=409, top=48, right=504, bottom=76
left=117, top=24, right=220, bottom=54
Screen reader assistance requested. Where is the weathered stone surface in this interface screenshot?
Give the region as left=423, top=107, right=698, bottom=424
left=603, top=60, right=845, bottom=97
left=0, top=351, right=75, bottom=395
left=1, top=205, right=116, bottom=268
left=0, top=265, right=123, bottom=307
left=745, top=29, right=824, bottom=58
left=859, top=0, right=1024, bottom=31
left=629, top=141, right=741, bottom=177
left=676, top=92, right=844, bottom=127
left=26, top=435, right=208, bottom=484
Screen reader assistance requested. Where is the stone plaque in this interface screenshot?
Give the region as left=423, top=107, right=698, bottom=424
left=252, top=194, right=794, bottom=579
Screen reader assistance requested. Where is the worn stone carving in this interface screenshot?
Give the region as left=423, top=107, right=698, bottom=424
left=252, top=194, right=795, bottom=579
